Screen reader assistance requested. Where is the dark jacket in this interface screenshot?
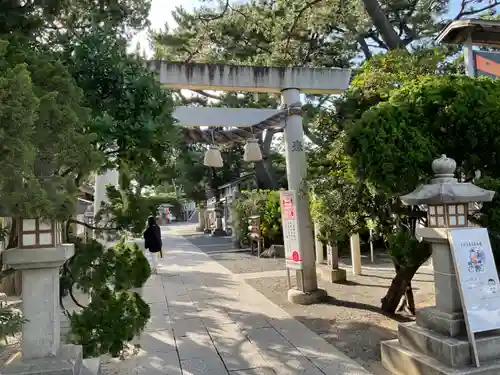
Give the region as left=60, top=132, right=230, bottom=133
left=144, top=224, right=162, bottom=254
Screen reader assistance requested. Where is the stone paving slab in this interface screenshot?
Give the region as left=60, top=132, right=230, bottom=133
left=133, top=226, right=374, bottom=375
left=229, top=369, right=277, bottom=375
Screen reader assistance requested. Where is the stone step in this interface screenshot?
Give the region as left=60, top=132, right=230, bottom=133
left=381, top=339, right=500, bottom=375
left=398, top=323, right=500, bottom=367
left=80, top=358, right=101, bottom=375
left=416, top=307, right=466, bottom=338
left=2, top=344, right=83, bottom=375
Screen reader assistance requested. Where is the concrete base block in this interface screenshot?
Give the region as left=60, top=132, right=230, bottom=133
left=317, top=265, right=347, bottom=283
left=81, top=358, right=102, bottom=375
left=398, top=323, right=500, bottom=368
left=417, top=306, right=466, bottom=337
left=2, top=344, right=101, bottom=375
left=381, top=339, right=500, bottom=375
left=287, top=288, right=327, bottom=305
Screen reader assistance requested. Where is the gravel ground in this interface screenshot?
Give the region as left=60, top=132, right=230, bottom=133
left=245, top=267, right=435, bottom=375
left=210, top=252, right=285, bottom=274
left=184, top=232, right=287, bottom=274
left=0, top=335, right=20, bottom=366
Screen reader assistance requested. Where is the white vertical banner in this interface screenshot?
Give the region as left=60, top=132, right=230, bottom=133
left=448, top=227, right=500, bottom=367
left=449, top=228, right=500, bottom=333
left=280, top=190, right=303, bottom=270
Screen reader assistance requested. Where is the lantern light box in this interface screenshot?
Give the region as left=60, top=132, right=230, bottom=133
left=18, top=218, right=60, bottom=249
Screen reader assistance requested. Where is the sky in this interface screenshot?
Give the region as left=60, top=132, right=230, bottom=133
left=130, top=0, right=195, bottom=57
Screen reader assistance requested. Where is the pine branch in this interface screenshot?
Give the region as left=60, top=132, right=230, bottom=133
left=285, top=0, right=325, bottom=53
left=68, top=219, right=119, bottom=231
left=454, top=0, right=500, bottom=19
left=199, top=0, right=231, bottom=22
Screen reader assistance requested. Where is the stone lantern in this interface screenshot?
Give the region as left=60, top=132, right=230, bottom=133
left=399, top=155, right=493, bottom=228
left=17, top=218, right=61, bottom=249
left=381, top=155, right=498, bottom=375
left=2, top=217, right=100, bottom=375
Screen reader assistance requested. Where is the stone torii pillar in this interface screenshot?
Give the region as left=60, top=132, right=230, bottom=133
left=280, top=88, right=323, bottom=301
left=150, top=62, right=352, bottom=303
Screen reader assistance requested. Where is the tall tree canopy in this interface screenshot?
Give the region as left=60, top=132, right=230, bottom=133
left=0, top=0, right=181, bottom=355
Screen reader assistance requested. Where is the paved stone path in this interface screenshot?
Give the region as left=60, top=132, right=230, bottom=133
left=131, top=227, right=373, bottom=375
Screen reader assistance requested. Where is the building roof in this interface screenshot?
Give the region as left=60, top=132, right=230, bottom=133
left=436, top=19, right=500, bottom=47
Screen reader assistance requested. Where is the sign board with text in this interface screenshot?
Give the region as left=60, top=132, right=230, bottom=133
left=280, top=190, right=303, bottom=270
left=448, top=228, right=500, bottom=333
left=473, top=51, right=500, bottom=78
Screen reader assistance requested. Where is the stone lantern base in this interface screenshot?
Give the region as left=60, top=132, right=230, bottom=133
left=381, top=310, right=500, bottom=375
left=3, top=345, right=101, bottom=375
left=1, top=246, right=101, bottom=375
left=381, top=227, right=500, bottom=375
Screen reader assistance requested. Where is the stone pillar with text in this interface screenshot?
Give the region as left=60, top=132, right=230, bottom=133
left=281, top=88, right=327, bottom=304
left=2, top=218, right=101, bottom=375
left=381, top=155, right=500, bottom=375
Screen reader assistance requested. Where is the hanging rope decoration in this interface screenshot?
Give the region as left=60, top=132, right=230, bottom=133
left=181, top=103, right=303, bottom=145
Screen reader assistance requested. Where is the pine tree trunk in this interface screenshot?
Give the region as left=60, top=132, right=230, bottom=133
left=361, top=0, right=406, bottom=50
left=380, top=264, right=419, bottom=314
left=255, top=129, right=279, bottom=189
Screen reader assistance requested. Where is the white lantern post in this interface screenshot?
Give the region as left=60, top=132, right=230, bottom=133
left=1, top=217, right=101, bottom=374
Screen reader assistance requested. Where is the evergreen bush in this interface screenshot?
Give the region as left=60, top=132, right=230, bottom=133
left=61, top=237, right=151, bottom=357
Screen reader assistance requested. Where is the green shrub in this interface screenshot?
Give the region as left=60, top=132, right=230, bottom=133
left=232, top=190, right=283, bottom=247
left=61, top=237, right=151, bottom=357
left=0, top=305, right=26, bottom=344
left=387, top=230, right=431, bottom=268
left=261, top=191, right=283, bottom=245
left=105, top=241, right=151, bottom=290
left=69, top=287, right=150, bottom=358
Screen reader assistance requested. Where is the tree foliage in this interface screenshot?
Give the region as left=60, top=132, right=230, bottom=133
left=99, top=184, right=183, bottom=237
left=0, top=0, right=181, bottom=355
left=0, top=37, right=99, bottom=221
left=65, top=31, right=178, bottom=178
left=61, top=238, right=151, bottom=357
left=151, top=0, right=496, bottom=196
left=232, top=190, right=284, bottom=247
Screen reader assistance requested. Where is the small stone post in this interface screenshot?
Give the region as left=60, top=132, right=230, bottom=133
left=325, top=243, right=347, bottom=282
left=197, top=204, right=206, bottom=232
left=314, top=221, right=347, bottom=283
left=314, top=222, right=325, bottom=264
left=381, top=155, right=497, bottom=375
left=350, top=233, right=362, bottom=275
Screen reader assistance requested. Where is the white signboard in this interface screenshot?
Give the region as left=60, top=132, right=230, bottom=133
left=279, top=190, right=303, bottom=270
left=448, top=228, right=500, bottom=333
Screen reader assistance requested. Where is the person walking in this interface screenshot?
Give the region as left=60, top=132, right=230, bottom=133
left=143, top=216, right=163, bottom=274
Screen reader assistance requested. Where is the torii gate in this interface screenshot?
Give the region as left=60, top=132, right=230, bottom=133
left=95, top=62, right=351, bottom=304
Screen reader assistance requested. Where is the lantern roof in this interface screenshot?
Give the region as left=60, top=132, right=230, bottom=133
left=400, top=155, right=495, bottom=205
